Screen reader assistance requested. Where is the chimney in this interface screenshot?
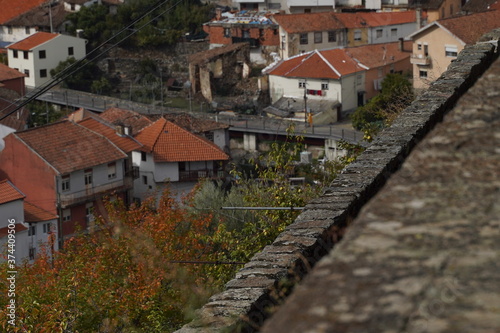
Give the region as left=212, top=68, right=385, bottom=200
left=416, top=8, right=422, bottom=29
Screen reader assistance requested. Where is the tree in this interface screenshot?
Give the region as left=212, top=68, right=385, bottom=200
left=351, top=73, right=414, bottom=141
left=27, top=101, right=62, bottom=127
left=50, top=58, right=106, bottom=92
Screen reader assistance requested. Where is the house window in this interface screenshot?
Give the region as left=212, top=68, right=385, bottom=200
left=84, top=169, right=93, bottom=185
left=445, top=45, right=458, bottom=57
left=417, top=43, right=422, bottom=50
left=378, top=68, right=383, bottom=78
left=300, top=33, right=308, bottom=45
left=24, top=69, right=30, bottom=77
left=142, top=175, right=148, bottom=185
left=376, top=29, right=383, bottom=38
left=25, top=26, right=30, bottom=34
left=205, top=132, right=214, bottom=142
left=29, top=247, right=36, bottom=260
left=441, top=7, right=445, bottom=17
left=28, top=225, right=36, bottom=236
left=61, top=175, right=70, bottom=192
left=242, top=29, right=250, bottom=39
left=298, top=79, right=306, bottom=88
left=43, top=223, right=51, bottom=234
left=314, top=31, right=322, bottom=44
left=40, top=69, right=47, bottom=78
left=23, top=51, right=29, bottom=59
left=141, top=151, right=147, bottom=161
left=8, top=26, right=12, bottom=34
left=328, top=30, right=337, bottom=42
left=62, top=209, right=71, bottom=222
left=424, top=44, right=429, bottom=56
left=321, top=80, right=329, bottom=90
left=259, top=29, right=265, bottom=38
left=357, top=74, right=362, bottom=85
left=224, top=28, right=231, bottom=38
left=108, top=162, right=116, bottom=179
left=71, top=3, right=76, bottom=10
left=391, top=28, right=397, bottom=37
left=354, top=30, right=361, bottom=41
left=39, top=50, right=46, bottom=59
left=419, top=70, right=428, bottom=78
left=68, top=47, right=74, bottom=56
left=13, top=50, right=18, bottom=58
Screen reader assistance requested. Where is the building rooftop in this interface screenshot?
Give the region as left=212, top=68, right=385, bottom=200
left=436, top=10, right=500, bottom=44
left=0, top=0, right=47, bottom=24
left=0, top=179, right=24, bottom=205
left=0, top=63, right=26, bottom=81
left=24, top=201, right=58, bottom=222
left=5, top=2, right=68, bottom=28
left=6, top=32, right=58, bottom=51
left=135, top=118, right=229, bottom=163
left=99, top=107, right=153, bottom=135
left=14, top=120, right=128, bottom=174
left=345, top=41, right=412, bottom=69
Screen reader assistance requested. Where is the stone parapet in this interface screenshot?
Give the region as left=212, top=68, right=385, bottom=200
left=176, top=29, right=500, bottom=333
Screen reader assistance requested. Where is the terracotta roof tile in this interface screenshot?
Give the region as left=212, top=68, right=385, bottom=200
left=437, top=10, right=500, bottom=45
left=0, top=223, right=27, bottom=238
left=6, top=2, right=68, bottom=28
left=24, top=201, right=57, bottom=222
left=345, top=41, right=412, bottom=69
left=267, top=49, right=365, bottom=79
left=7, top=32, right=58, bottom=51
left=0, top=88, right=29, bottom=131
left=100, top=107, right=153, bottom=135
left=0, top=0, right=47, bottom=24
left=14, top=120, right=128, bottom=174
left=334, top=11, right=417, bottom=29
left=0, top=63, right=25, bottom=81
left=77, top=117, right=142, bottom=153
left=0, top=179, right=25, bottom=205
left=273, top=11, right=344, bottom=34
left=135, top=118, right=229, bottom=162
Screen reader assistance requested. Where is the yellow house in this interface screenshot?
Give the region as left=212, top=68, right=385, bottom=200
left=407, top=10, right=500, bottom=90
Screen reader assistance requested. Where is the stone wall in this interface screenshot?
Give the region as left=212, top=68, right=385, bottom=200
left=175, top=29, right=500, bottom=333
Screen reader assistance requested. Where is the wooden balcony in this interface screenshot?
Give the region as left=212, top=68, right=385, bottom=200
left=59, top=177, right=133, bottom=208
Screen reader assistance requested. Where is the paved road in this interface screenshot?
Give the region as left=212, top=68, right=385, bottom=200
left=36, top=88, right=362, bottom=143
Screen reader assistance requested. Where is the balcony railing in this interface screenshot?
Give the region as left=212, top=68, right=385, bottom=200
left=410, top=54, right=431, bottom=66
left=59, top=177, right=133, bottom=208
left=179, top=169, right=225, bottom=182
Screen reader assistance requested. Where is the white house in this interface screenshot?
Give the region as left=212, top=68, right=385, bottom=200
left=0, top=180, right=58, bottom=265
left=265, top=48, right=368, bottom=121
left=232, top=0, right=335, bottom=13
left=133, top=118, right=230, bottom=202
left=6, top=32, right=86, bottom=88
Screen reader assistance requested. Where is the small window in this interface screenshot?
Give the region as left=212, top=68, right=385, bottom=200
left=259, top=29, right=265, bottom=38
left=205, top=132, right=214, bottom=142
left=328, top=30, right=337, bottom=42
left=141, top=151, right=147, bottom=161
left=354, top=30, right=362, bottom=41
left=242, top=29, right=250, bottom=39
left=357, top=74, right=362, bottom=85
left=23, top=51, right=29, bottom=59
left=314, top=31, right=322, bottom=44
left=85, top=203, right=94, bottom=223
left=224, top=28, right=231, bottom=38
left=25, top=26, right=30, bottom=34
left=24, top=69, right=30, bottom=77
left=13, top=50, right=18, bottom=58
left=108, top=162, right=116, bottom=179
left=417, top=43, right=422, bottom=50
left=8, top=26, right=12, bottom=34
left=39, top=50, right=46, bottom=59
left=445, top=45, right=458, bottom=57
left=62, top=175, right=70, bottom=191
left=419, top=70, right=428, bottom=78
left=43, top=223, right=51, bottom=234
left=62, top=209, right=71, bottom=222
left=84, top=169, right=93, bottom=185
left=321, top=80, right=329, bottom=90
left=68, top=47, right=74, bottom=56
left=378, top=68, right=383, bottom=78
left=376, top=29, right=383, bottom=38
left=40, top=69, right=47, bottom=78
left=28, top=225, right=36, bottom=236
left=391, top=28, right=397, bottom=37
left=298, top=79, right=306, bottom=88
left=29, top=247, right=36, bottom=260
left=142, top=175, right=148, bottom=185
left=71, top=3, right=76, bottom=10
left=300, top=33, right=308, bottom=45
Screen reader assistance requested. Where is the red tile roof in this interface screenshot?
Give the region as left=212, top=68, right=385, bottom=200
left=7, top=32, right=58, bottom=51
left=0, top=64, right=25, bottom=81
left=77, top=117, right=142, bottom=153
left=0, top=88, right=29, bottom=131
left=14, top=120, right=128, bottom=174
left=0, top=179, right=25, bottom=205
left=345, top=41, right=412, bottom=69
left=0, top=223, right=27, bottom=238
left=437, top=10, right=500, bottom=45
left=273, top=11, right=344, bottom=34
left=267, top=49, right=366, bottom=79
left=274, top=11, right=416, bottom=33
left=0, top=0, right=48, bottom=24
left=100, top=107, right=153, bottom=135
left=135, top=118, right=229, bottom=162
left=24, top=201, right=57, bottom=222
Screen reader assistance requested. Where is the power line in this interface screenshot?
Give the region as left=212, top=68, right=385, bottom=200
left=0, top=0, right=184, bottom=122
